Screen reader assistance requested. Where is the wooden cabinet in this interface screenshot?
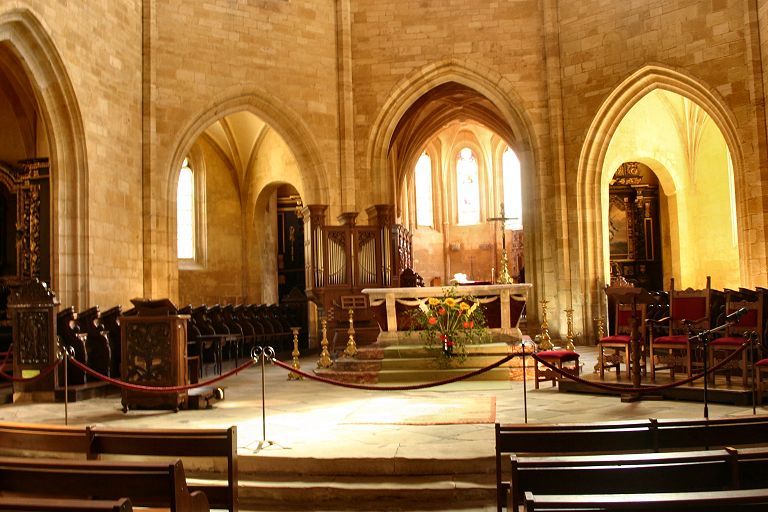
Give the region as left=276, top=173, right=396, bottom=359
left=120, top=314, right=189, bottom=411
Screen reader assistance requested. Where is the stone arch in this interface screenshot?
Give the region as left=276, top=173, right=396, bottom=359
left=576, top=63, right=745, bottom=322
left=167, top=89, right=328, bottom=302
left=168, top=90, right=329, bottom=207
left=367, top=58, right=538, bottom=208
left=0, top=8, right=88, bottom=306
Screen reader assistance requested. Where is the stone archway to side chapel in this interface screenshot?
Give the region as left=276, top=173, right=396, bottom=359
left=0, top=8, right=89, bottom=307
left=576, top=64, right=747, bottom=335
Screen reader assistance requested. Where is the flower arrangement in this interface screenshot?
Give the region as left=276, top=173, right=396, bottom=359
left=409, top=288, right=488, bottom=366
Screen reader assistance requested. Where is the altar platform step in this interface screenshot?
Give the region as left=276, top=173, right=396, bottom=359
left=317, top=340, right=530, bottom=384
left=559, top=372, right=757, bottom=406
left=233, top=454, right=495, bottom=511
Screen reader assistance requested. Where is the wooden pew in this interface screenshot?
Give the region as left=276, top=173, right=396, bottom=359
left=507, top=448, right=751, bottom=509
left=523, top=489, right=768, bottom=511
left=495, top=416, right=768, bottom=511
left=0, top=456, right=208, bottom=512
left=87, top=426, right=239, bottom=512
left=0, top=496, right=133, bottom=511
left=0, top=422, right=238, bottom=512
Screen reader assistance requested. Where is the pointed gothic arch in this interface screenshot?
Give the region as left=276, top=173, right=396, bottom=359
left=367, top=59, right=537, bottom=210
left=167, top=89, right=328, bottom=303
left=576, top=63, right=747, bottom=326
left=0, top=8, right=89, bottom=306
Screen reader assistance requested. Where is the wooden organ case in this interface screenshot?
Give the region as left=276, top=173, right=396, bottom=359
left=120, top=299, right=189, bottom=411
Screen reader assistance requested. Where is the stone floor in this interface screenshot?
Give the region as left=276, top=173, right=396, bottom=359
left=0, top=346, right=764, bottom=511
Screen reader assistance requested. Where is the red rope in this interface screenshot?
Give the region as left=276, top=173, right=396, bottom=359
left=67, top=356, right=257, bottom=393
left=0, top=351, right=63, bottom=383
left=271, top=353, right=517, bottom=391
left=532, top=341, right=750, bottom=394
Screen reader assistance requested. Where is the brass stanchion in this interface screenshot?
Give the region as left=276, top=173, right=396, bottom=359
left=564, top=308, right=576, bottom=351
left=288, top=327, right=303, bottom=380
left=538, top=300, right=554, bottom=350
left=593, top=316, right=606, bottom=373
left=343, top=308, right=358, bottom=357
left=316, top=318, right=333, bottom=368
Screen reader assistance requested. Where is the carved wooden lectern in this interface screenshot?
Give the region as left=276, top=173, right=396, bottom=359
left=120, top=299, right=189, bottom=411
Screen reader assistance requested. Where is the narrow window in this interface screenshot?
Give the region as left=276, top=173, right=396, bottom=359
left=177, top=158, right=195, bottom=259
left=502, top=147, right=523, bottom=230
left=456, top=147, right=480, bottom=225
left=415, top=153, right=434, bottom=227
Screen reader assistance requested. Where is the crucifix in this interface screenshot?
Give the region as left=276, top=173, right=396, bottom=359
left=488, top=202, right=514, bottom=284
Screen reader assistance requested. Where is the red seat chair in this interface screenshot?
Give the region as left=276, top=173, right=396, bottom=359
left=598, top=302, right=646, bottom=379
left=647, top=276, right=722, bottom=382
left=708, top=293, right=763, bottom=388
left=534, top=350, right=580, bottom=389
left=756, top=358, right=768, bottom=405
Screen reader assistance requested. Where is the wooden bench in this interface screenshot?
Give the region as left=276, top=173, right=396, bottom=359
left=87, top=426, right=238, bottom=512
left=0, top=496, right=133, bottom=511
left=495, top=416, right=768, bottom=511
left=0, top=456, right=208, bottom=512
left=0, top=422, right=238, bottom=512
left=523, top=489, right=768, bottom=511
left=508, top=448, right=758, bottom=509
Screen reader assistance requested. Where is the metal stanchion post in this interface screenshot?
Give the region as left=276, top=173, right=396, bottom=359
left=521, top=339, right=528, bottom=424
left=58, top=344, right=74, bottom=426
left=247, top=346, right=283, bottom=453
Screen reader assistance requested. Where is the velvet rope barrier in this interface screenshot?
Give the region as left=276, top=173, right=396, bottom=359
left=66, top=355, right=257, bottom=393
left=270, top=353, right=517, bottom=391
left=0, top=345, right=64, bottom=383
left=531, top=341, right=749, bottom=394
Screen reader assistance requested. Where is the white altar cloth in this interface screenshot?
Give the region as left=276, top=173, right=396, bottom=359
left=361, top=283, right=531, bottom=340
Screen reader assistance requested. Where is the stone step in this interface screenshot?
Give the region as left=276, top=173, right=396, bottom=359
left=235, top=474, right=495, bottom=511
left=380, top=344, right=517, bottom=358
left=188, top=455, right=497, bottom=510
left=380, top=356, right=518, bottom=371
left=377, top=367, right=512, bottom=383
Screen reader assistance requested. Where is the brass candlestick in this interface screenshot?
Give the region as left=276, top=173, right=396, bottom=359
left=593, top=315, right=606, bottom=373
left=497, top=249, right=513, bottom=284
left=564, top=308, right=576, bottom=351
left=316, top=318, right=333, bottom=368
left=343, top=308, right=358, bottom=357
left=288, top=327, right=303, bottom=380
left=538, top=299, right=554, bottom=350
left=488, top=202, right=514, bottom=284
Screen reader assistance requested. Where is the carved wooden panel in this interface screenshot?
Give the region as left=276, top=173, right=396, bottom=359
left=16, top=309, right=51, bottom=364
left=120, top=315, right=188, bottom=410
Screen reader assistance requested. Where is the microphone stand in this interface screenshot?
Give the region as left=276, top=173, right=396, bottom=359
left=690, top=313, right=746, bottom=420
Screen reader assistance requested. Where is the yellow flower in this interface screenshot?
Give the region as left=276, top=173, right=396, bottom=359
left=443, top=297, right=457, bottom=307
left=459, top=301, right=470, bottom=311
left=428, top=297, right=441, bottom=306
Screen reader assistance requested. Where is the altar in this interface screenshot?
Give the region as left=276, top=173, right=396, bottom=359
left=361, top=283, right=532, bottom=341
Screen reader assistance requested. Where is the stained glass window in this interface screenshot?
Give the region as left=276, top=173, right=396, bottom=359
left=502, top=147, right=523, bottom=230
left=456, top=147, right=480, bottom=225
left=415, top=153, right=433, bottom=227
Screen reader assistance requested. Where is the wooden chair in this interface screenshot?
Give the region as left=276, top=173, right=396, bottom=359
left=534, top=350, right=579, bottom=389
left=756, top=357, right=768, bottom=405
left=708, top=293, right=763, bottom=388
left=647, top=277, right=721, bottom=382
left=598, top=302, right=646, bottom=379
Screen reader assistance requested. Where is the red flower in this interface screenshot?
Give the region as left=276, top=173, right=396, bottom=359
left=446, top=340, right=454, bottom=347
left=463, top=321, right=470, bottom=329
left=428, top=317, right=437, bottom=325
left=469, top=320, right=474, bottom=328
left=438, top=308, right=446, bottom=315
